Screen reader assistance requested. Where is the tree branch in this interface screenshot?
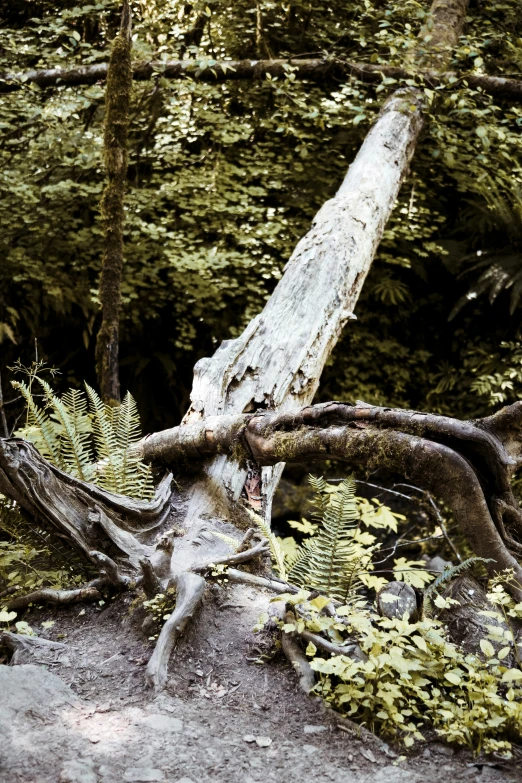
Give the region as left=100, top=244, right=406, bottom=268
left=1, top=58, right=521, bottom=103
left=5, top=585, right=101, bottom=611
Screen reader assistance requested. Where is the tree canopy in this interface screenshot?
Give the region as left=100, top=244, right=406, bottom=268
left=1, top=0, right=521, bottom=429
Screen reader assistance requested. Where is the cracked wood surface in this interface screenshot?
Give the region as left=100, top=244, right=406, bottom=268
left=180, top=0, right=470, bottom=528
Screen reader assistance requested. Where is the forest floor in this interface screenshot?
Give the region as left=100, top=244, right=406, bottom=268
left=1, top=580, right=520, bottom=783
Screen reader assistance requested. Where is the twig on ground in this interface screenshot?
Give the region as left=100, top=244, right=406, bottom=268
left=218, top=568, right=300, bottom=594
left=297, top=628, right=366, bottom=660
left=194, top=538, right=270, bottom=572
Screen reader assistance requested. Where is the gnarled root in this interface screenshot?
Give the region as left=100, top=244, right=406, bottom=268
left=5, top=585, right=101, bottom=612
left=1, top=631, right=68, bottom=665
left=281, top=611, right=317, bottom=694
left=146, top=571, right=206, bottom=691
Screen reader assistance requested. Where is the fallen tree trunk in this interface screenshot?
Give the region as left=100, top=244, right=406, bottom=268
left=2, top=58, right=521, bottom=103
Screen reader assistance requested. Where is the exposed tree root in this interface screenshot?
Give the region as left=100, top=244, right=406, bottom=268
left=5, top=585, right=101, bottom=612
left=0, top=631, right=68, bottom=665
left=281, top=612, right=317, bottom=694
left=146, top=571, right=206, bottom=691
left=139, top=557, right=162, bottom=598
left=89, top=550, right=131, bottom=588
left=2, top=399, right=522, bottom=686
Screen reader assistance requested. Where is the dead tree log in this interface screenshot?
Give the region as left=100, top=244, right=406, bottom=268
left=2, top=59, right=522, bottom=104
left=6, top=0, right=521, bottom=695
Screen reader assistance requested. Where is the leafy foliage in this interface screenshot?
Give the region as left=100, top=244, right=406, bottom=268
left=275, top=580, right=522, bottom=755
left=0, top=494, right=88, bottom=597
left=246, top=507, right=288, bottom=581
left=2, top=0, right=522, bottom=429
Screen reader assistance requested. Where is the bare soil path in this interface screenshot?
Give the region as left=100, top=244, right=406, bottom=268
left=1, top=583, right=519, bottom=783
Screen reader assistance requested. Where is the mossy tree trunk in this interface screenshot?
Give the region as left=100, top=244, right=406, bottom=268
left=95, top=0, right=132, bottom=406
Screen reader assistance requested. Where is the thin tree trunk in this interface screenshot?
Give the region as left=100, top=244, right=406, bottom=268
left=95, top=1, right=132, bottom=405
left=181, top=0, right=470, bottom=528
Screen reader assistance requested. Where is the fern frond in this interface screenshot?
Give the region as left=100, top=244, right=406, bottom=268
left=289, top=476, right=366, bottom=603
left=37, top=378, right=92, bottom=480
left=245, top=507, right=287, bottom=581
left=288, top=536, right=319, bottom=585
left=211, top=531, right=241, bottom=551
left=424, top=556, right=493, bottom=598
left=84, top=382, right=120, bottom=490
left=12, top=380, right=64, bottom=468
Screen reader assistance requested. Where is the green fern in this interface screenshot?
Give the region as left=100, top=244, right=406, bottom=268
left=38, top=378, right=93, bottom=480
left=13, top=378, right=154, bottom=500
left=12, top=380, right=64, bottom=469
left=211, top=531, right=241, bottom=551
left=246, top=507, right=288, bottom=581
left=289, top=476, right=365, bottom=602
left=424, top=556, right=493, bottom=600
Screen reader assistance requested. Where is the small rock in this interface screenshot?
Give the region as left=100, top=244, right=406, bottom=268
left=174, top=779, right=196, bottom=783
left=255, top=736, right=272, bottom=747
left=377, top=582, right=419, bottom=622
left=430, top=742, right=454, bottom=756
left=243, top=734, right=257, bottom=743
left=141, top=714, right=183, bottom=732
left=59, top=761, right=97, bottom=783
left=360, top=748, right=377, bottom=763
left=123, top=770, right=165, bottom=782
left=303, top=724, right=327, bottom=734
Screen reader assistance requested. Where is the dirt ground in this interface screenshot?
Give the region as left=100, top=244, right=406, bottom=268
left=1, top=580, right=521, bottom=783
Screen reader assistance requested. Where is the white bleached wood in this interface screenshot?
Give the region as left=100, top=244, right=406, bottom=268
left=182, top=89, right=425, bottom=521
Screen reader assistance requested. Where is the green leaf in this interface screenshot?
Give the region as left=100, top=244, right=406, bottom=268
left=502, top=668, right=522, bottom=682
left=480, top=639, right=495, bottom=658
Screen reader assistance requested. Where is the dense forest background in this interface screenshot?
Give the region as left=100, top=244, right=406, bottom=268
left=1, top=0, right=521, bottom=432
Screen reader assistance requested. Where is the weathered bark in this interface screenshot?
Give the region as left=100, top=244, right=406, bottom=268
left=95, top=1, right=133, bottom=405
left=179, top=0, right=470, bottom=533
left=181, top=88, right=425, bottom=526
left=133, top=400, right=522, bottom=600
left=2, top=58, right=521, bottom=103
left=146, top=571, right=206, bottom=690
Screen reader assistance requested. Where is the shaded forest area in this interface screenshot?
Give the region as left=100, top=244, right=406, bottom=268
left=2, top=0, right=522, bottom=776
left=1, top=0, right=521, bottom=431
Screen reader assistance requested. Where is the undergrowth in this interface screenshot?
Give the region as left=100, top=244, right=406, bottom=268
left=0, top=371, right=152, bottom=600
left=0, top=494, right=90, bottom=598
left=255, top=476, right=522, bottom=757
